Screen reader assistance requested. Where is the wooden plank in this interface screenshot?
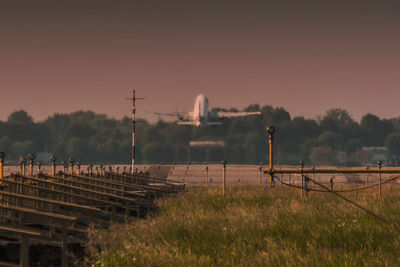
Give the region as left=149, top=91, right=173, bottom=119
left=0, top=261, right=19, bottom=267
left=0, top=191, right=101, bottom=212
left=2, top=180, right=127, bottom=208
left=44, top=174, right=147, bottom=197
left=0, top=225, right=42, bottom=237
left=0, top=203, right=77, bottom=222
left=9, top=175, right=142, bottom=204
left=67, top=173, right=162, bottom=193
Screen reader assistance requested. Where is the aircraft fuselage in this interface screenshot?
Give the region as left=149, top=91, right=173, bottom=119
left=193, top=94, right=209, bottom=127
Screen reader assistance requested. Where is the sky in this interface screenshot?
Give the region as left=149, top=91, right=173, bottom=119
left=1, top=1, right=400, bottom=123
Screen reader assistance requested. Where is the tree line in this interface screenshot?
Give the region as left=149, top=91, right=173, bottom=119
left=1, top=107, right=400, bottom=166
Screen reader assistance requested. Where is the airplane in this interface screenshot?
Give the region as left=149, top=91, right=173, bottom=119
left=155, top=94, right=261, bottom=127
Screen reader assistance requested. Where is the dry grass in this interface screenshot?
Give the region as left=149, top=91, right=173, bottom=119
left=86, top=185, right=400, bottom=266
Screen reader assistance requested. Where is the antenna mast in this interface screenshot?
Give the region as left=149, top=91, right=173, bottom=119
left=125, top=90, right=144, bottom=174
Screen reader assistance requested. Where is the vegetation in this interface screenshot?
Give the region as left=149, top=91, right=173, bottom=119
left=86, top=185, right=400, bottom=266
left=1, top=106, right=400, bottom=165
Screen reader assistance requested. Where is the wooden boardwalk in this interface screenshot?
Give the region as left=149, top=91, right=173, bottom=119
left=0, top=168, right=184, bottom=267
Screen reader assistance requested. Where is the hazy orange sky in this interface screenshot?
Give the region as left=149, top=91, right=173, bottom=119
left=1, top=1, right=400, bottom=122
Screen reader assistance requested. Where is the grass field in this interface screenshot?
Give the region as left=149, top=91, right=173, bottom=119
left=86, top=185, right=400, bottom=266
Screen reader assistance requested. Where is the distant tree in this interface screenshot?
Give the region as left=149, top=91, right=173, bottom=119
left=230, top=118, right=250, bottom=134
left=299, top=138, right=319, bottom=161
left=96, top=139, right=119, bottom=162
left=243, top=132, right=265, bottom=164
left=1, top=106, right=400, bottom=165
left=7, top=110, right=34, bottom=126
left=320, top=108, right=357, bottom=136
left=323, top=109, right=353, bottom=125
left=11, top=140, right=34, bottom=158
left=349, top=150, right=371, bottom=165
left=385, top=133, right=400, bottom=156
left=390, top=117, right=400, bottom=132
left=0, top=136, right=10, bottom=153
left=66, top=123, right=96, bottom=140
left=360, top=114, right=393, bottom=146
left=261, top=106, right=291, bottom=127
left=317, top=131, right=343, bottom=149
left=319, top=117, right=339, bottom=132
left=66, top=137, right=94, bottom=162
left=142, top=142, right=165, bottom=163
left=282, top=117, right=321, bottom=147
left=309, top=146, right=335, bottom=165
left=225, top=133, right=246, bottom=163
left=244, top=104, right=260, bottom=112
left=344, top=138, right=363, bottom=155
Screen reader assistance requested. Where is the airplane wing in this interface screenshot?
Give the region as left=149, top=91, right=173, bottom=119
left=206, top=122, right=222, bottom=126
left=177, top=121, right=222, bottom=126
left=177, top=121, right=197, bottom=125
left=215, top=111, right=261, bottom=118
left=154, top=111, right=191, bottom=121
left=154, top=112, right=183, bottom=117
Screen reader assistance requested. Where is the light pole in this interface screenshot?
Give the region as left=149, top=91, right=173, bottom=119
left=125, top=90, right=144, bottom=174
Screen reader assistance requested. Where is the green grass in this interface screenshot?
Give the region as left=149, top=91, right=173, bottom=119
left=86, top=185, right=400, bottom=266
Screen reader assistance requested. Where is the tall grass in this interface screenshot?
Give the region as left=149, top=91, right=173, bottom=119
left=87, top=185, right=400, bottom=266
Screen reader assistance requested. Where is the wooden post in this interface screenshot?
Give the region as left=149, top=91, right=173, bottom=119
left=111, top=205, right=116, bottom=223
left=20, top=235, right=29, bottom=267
left=125, top=201, right=130, bottom=223
left=61, top=224, right=68, bottom=267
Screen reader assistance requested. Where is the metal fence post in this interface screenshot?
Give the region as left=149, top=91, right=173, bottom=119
left=76, top=161, right=81, bottom=175
left=205, top=166, right=209, bottom=186
left=89, top=163, right=94, bottom=176
left=50, top=156, right=57, bottom=176
left=222, top=160, right=227, bottom=197
left=28, top=153, right=35, bottom=177
left=300, top=160, right=304, bottom=197
left=304, top=177, right=309, bottom=197
left=21, top=157, right=27, bottom=176
left=377, top=161, right=382, bottom=198
left=0, top=152, right=5, bottom=183
left=267, top=126, right=275, bottom=187
left=36, top=162, right=41, bottom=174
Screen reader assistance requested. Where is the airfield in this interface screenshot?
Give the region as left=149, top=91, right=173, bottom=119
left=3, top=164, right=390, bottom=185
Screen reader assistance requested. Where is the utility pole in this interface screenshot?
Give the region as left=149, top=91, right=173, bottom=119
left=125, top=90, right=144, bottom=174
